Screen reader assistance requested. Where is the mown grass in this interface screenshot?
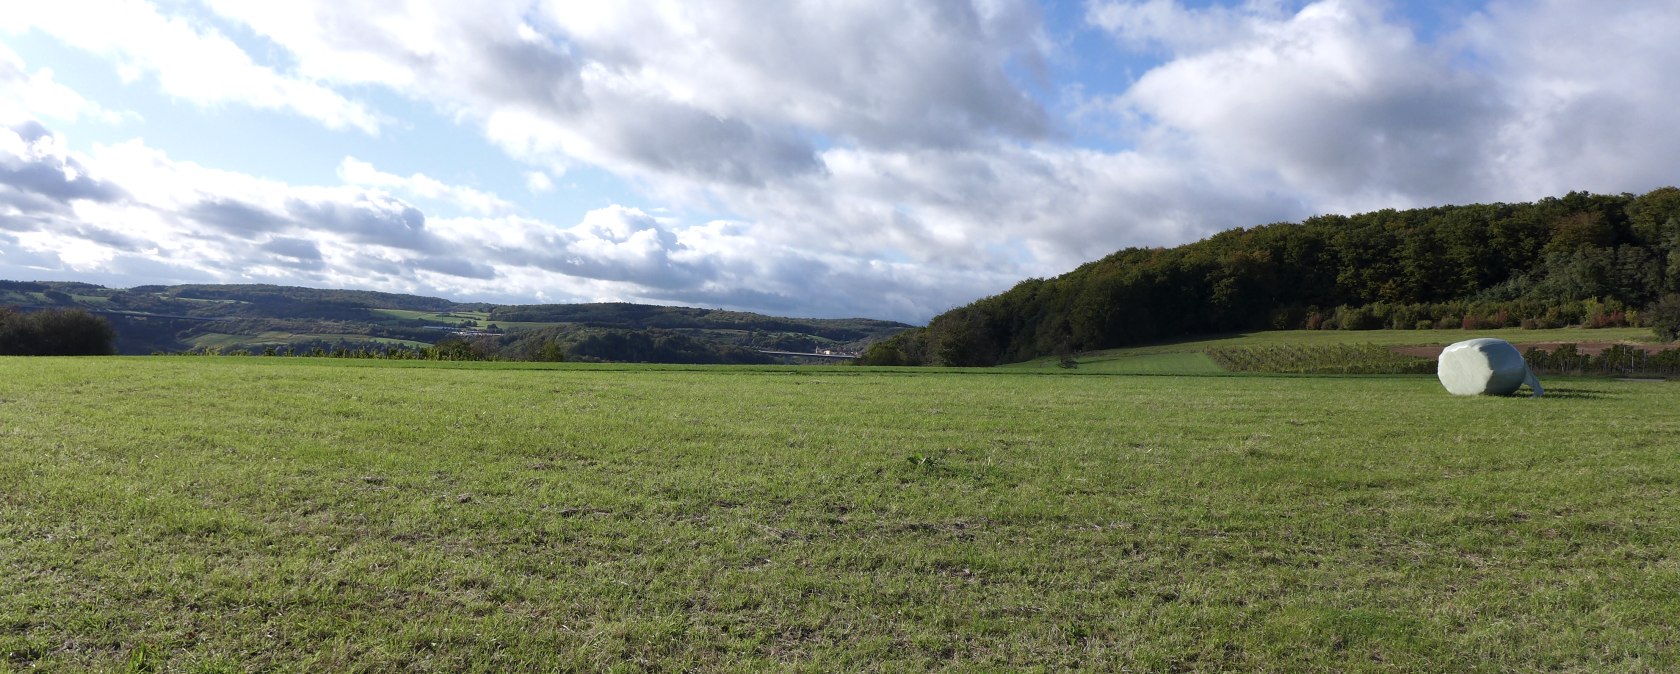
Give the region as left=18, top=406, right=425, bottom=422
left=3, top=357, right=1678, bottom=672
left=1051, top=351, right=1227, bottom=375
left=1009, top=327, right=1659, bottom=373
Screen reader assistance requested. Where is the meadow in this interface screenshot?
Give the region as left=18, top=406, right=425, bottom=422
left=2, top=353, right=1678, bottom=672
left=1004, top=327, right=1655, bottom=374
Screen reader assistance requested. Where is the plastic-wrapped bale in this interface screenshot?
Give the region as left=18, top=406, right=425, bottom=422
left=1437, top=338, right=1543, bottom=397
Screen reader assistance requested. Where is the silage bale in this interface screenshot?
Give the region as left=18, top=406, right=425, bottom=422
left=1438, top=338, right=1544, bottom=397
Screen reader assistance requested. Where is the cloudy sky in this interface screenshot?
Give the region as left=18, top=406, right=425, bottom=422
left=1, top=1, right=1676, bottom=323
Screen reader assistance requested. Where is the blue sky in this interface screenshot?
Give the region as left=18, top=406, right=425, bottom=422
left=2, top=0, right=1677, bottom=323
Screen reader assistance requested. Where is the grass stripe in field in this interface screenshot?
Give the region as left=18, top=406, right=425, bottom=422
left=1, top=356, right=1677, bottom=671
left=1006, top=327, right=1663, bottom=375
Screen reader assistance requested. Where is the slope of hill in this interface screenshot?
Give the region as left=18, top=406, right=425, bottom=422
left=0, top=282, right=912, bottom=361
left=864, top=188, right=1680, bottom=366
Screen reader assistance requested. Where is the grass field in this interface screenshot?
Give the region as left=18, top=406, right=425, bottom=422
left=368, top=308, right=577, bottom=333
left=3, top=356, right=1678, bottom=672
left=1007, top=327, right=1660, bottom=373
left=186, top=333, right=433, bottom=351
left=369, top=309, right=494, bottom=326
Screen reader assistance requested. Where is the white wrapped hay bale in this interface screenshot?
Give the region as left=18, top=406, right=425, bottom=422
left=1438, top=338, right=1544, bottom=397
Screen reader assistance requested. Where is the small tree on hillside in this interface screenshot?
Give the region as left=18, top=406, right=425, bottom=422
left=535, top=339, right=566, bottom=362
left=1649, top=294, right=1680, bottom=342
left=1055, top=340, right=1080, bottom=369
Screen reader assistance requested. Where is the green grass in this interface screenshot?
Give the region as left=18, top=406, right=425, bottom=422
left=369, top=309, right=493, bottom=326
left=1009, top=327, right=1660, bottom=373
left=1116, top=326, right=1654, bottom=352
left=1207, top=344, right=1436, bottom=375
left=3, top=357, right=1679, bottom=671
left=370, top=309, right=566, bottom=329
left=186, top=332, right=432, bottom=350
left=1012, top=350, right=1228, bottom=375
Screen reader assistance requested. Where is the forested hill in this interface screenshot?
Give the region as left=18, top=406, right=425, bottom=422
left=863, top=188, right=1680, bottom=366
left=0, top=282, right=911, bottom=359
left=490, top=303, right=900, bottom=342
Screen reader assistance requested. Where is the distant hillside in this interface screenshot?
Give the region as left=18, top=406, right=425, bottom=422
left=864, top=187, right=1680, bottom=366
left=157, top=284, right=480, bottom=313
left=490, top=303, right=900, bottom=343
left=0, top=282, right=912, bottom=362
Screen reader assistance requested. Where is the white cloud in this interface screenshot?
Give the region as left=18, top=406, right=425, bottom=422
left=1086, top=0, right=1680, bottom=212
left=1, top=120, right=996, bottom=321
left=3, top=0, right=381, bottom=133
left=1088, top=0, right=1507, bottom=213
left=524, top=171, right=554, bottom=193
left=0, top=43, right=133, bottom=126
left=200, top=0, right=1050, bottom=182
left=1461, top=0, right=1680, bottom=198
left=174, top=0, right=1347, bottom=295
left=0, top=122, right=127, bottom=229
left=7, top=1, right=1680, bottom=323
left=336, top=157, right=514, bottom=216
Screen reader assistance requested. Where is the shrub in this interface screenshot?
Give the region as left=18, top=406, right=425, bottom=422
left=1648, top=294, right=1680, bottom=342
left=535, top=340, right=567, bottom=362
left=1055, top=341, right=1079, bottom=369
left=0, top=307, right=117, bottom=355
left=1335, top=305, right=1383, bottom=331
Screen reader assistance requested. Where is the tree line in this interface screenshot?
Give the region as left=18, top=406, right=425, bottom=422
left=0, top=308, right=116, bottom=355
left=488, top=302, right=908, bottom=343
left=178, top=326, right=777, bottom=365
left=863, top=188, right=1680, bottom=366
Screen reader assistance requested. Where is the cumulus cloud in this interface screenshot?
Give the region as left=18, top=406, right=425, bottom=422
left=1087, top=0, right=1508, bottom=213
left=5, top=1, right=1680, bottom=323
left=4, top=0, right=380, bottom=133
left=1086, top=0, right=1680, bottom=212
left=1462, top=0, right=1680, bottom=198
left=524, top=171, right=554, bottom=193
left=0, top=122, right=126, bottom=227
left=199, top=0, right=1049, bottom=184
left=0, top=119, right=998, bottom=321
left=283, top=194, right=433, bottom=252
left=185, top=198, right=290, bottom=235
left=337, top=157, right=514, bottom=216
left=0, top=43, right=133, bottom=126
left=260, top=237, right=323, bottom=263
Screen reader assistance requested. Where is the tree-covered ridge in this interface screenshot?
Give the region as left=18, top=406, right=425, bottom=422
left=489, top=302, right=908, bottom=342
left=0, top=281, right=911, bottom=360
left=0, top=282, right=476, bottom=319
left=156, top=284, right=480, bottom=313
left=865, top=188, right=1680, bottom=366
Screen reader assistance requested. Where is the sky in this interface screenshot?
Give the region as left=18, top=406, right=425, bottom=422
left=1, top=0, right=1676, bottom=323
